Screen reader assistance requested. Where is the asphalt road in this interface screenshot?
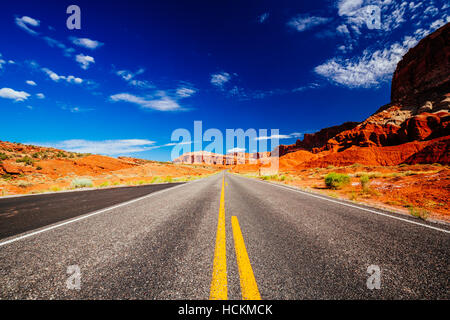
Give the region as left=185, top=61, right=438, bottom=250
left=0, top=172, right=448, bottom=299
left=0, top=183, right=184, bottom=239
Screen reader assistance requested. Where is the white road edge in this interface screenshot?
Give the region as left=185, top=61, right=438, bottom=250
left=234, top=173, right=450, bottom=234
left=0, top=178, right=206, bottom=248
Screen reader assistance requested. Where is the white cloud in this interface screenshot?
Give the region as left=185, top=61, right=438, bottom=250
left=42, top=68, right=61, bottom=81
left=258, top=13, right=269, bottom=23
left=314, top=35, right=421, bottom=88
left=43, top=36, right=75, bottom=57
left=336, top=24, right=350, bottom=34
left=337, top=0, right=363, bottom=16
left=409, top=2, right=423, bottom=11
left=176, top=87, right=196, bottom=98
left=423, top=6, right=439, bottom=17
left=255, top=134, right=292, bottom=141
left=15, top=17, right=77, bottom=57
left=114, top=68, right=155, bottom=88
left=26, top=80, right=37, bottom=86
left=287, top=15, right=332, bottom=32
left=75, top=54, right=95, bottom=70
left=36, top=93, right=45, bottom=99
left=42, top=68, right=83, bottom=84
left=70, top=37, right=104, bottom=49
left=289, top=132, right=304, bottom=138
left=430, top=18, right=449, bottom=30
left=38, top=139, right=156, bottom=155
left=116, top=68, right=145, bottom=81
left=292, top=83, right=320, bottom=92
left=227, top=147, right=246, bottom=153
left=66, top=75, right=83, bottom=84
left=211, top=72, right=231, bottom=87
left=0, top=88, right=30, bottom=101
left=110, top=92, right=181, bottom=111
left=336, top=0, right=410, bottom=34
left=128, top=79, right=154, bottom=88
left=15, top=16, right=40, bottom=35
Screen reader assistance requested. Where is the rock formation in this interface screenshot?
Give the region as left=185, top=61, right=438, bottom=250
left=276, top=23, right=450, bottom=164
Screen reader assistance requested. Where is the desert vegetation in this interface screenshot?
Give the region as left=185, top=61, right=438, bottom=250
left=234, top=163, right=449, bottom=222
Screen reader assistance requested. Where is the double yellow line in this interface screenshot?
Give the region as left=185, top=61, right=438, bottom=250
left=210, top=175, right=261, bottom=300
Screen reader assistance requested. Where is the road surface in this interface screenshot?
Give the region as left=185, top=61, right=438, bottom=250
left=0, top=172, right=448, bottom=299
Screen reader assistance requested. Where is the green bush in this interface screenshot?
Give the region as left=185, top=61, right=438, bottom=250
left=409, top=206, right=429, bottom=220
left=1, top=174, right=12, bottom=180
left=360, top=174, right=370, bottom=191
left=16, top=156, right=34, bottom=166
left=324, top=172, right=350, bottom=189
left=71, top=178, right=93, bottom=188
left=0, top=153, right=8, bottom=160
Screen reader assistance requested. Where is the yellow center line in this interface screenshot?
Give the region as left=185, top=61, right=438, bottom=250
left=210, top=175, right=227, bottom=300
left=231, top=216, right=261, bottom=300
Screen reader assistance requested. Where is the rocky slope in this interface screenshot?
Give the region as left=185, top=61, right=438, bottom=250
left=0, top=141, right=220, bottom=195
left=391, top=22, right=450, bottom=107
left=278, top=122, right=359, bottom=155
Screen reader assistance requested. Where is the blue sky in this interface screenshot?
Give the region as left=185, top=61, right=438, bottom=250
left=0, top=0, right=448, bottom=161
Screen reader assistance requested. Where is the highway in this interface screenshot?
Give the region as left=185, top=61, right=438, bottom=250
left=0, top=172, right=448, bottom=299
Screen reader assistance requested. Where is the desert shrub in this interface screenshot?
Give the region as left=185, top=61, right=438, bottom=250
left=404, top=170, right=419, bottom=176
left=1, top=174, right=12, bottom=180
left=261, top=174, right=282, bottom=181
left=431, top=163, right=442, bottom=167
left=326, top=165, right=335, bottom=169
left=360, top=174, right=370, bottom=191
left=0, top=153, right=8, bottom=160
left=17, top=181, right=32, bottom=188
left=36, top=166, right=42, bottom=170
left=16, top=156, right=34, bottom=166
left=350, top=163, right=362, bottom=168
left=324, top=172, right=350, bottom=189
left=98, top=181, right=110, bottom=188
left=151, top=176, right=164, bottom=183
left=398, top=163, right=408, bottom=167
left=32, top=153, right=39, bottom=159
left=409, top=206, right=429, bottom=220
left=71, top=178, right=93, bottom=188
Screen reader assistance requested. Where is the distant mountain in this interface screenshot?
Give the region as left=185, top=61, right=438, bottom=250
left=172, top=151, right=271, bottom=165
